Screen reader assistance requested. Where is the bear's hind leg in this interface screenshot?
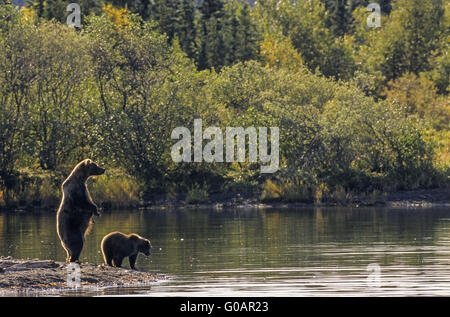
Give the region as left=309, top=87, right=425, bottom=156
left=67, top=233, right=84, bottom=263
left=58, top=224, right=72, bottom=263
left=61, top=241, right=72, bottom=263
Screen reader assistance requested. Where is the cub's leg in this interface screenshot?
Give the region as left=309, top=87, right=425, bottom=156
left=102, top=248, right=113, bottom=266
left=112, top=256, right=123, bottom=268
left=129, top=254, right=138, bottom=270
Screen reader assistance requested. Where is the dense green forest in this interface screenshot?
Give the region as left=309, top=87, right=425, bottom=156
left=0, top=0, right=448, bottom=208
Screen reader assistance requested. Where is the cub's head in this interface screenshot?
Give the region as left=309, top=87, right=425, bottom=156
left=139, top=238, right=152, bottom=256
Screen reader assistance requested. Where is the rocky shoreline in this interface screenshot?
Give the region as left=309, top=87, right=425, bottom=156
left=0, top=188, right=448, bottom=213
left=0, top=257, right=160, bottom=295
left=141, top=187, right=450, bottom=210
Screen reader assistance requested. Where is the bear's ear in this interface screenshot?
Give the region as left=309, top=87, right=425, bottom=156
left=84, top=159, right=92, bottom=166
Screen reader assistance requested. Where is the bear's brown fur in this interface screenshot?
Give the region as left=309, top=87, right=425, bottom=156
left=56, top=159, right=105, bottom=263
left=101, top=232, right=151, bottom=270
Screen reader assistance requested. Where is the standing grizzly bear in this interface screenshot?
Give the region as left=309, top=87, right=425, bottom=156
left=101, top=232, right=151, bottom=270
left=57, top=159, right=105, bottom=262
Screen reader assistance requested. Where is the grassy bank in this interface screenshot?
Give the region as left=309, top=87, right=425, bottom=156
left=0, top=167, right=448, bottom=211
left=0, top=168, right=142, bottom=211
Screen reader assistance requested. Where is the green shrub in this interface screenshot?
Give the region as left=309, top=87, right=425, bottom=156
left=186, top=183, right=210, bottom=204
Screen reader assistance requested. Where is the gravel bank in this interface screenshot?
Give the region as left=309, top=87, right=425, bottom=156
left=0, top=256, right=160, bottom=295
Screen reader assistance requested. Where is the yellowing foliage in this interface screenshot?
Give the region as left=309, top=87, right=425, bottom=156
left=20, top=6, right=36, bottom=23
left=423, top=128, right=450, bottom=169
left=261, top=179, right=312, bottom=203
left=384, top=73, right=450, bottom=170
left=102, top=4, right=129, bottom=27
left=384, top=73, right=450, bottom=130
left=260, top=34, right=304, bottom=70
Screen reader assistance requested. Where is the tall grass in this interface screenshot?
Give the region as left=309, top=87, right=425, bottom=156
left=0, top=175, right=60, bottom=209
left=0, top=189, right=4, bottom=206
left=261, top=179, right=313, bottom=203
left=261, top=179, right=389, bottom=205
left=89, top=174, right=142, bottom=209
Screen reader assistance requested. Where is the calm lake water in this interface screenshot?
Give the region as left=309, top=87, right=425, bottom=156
left=1, top=207, right=450, bottom=296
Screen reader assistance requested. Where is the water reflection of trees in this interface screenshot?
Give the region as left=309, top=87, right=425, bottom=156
left=0, top=208, right=449, bottom=274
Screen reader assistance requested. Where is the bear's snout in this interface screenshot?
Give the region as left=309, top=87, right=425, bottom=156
left=144, top=241, right=152, bottom=256
left=94, top=166, right=106, bottom=175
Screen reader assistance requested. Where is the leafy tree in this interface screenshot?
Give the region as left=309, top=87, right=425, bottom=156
left=253, top=0, right=355, bottom=79
left=26, top=22, right=90, bottom=170
left=86, top=13, right=199, bottom=196
left=429, top=50, right=450, bottom=95
left=0, top=5, right=36, bottom=195
left=206, top=60, right=435, bottom=191
left=102, top=3, right=129, bottom=27
left=360, top=0, right=445, bottom=86
left=384, top=73, right=449, bottom=130
left=259, top=33, right=304, bottom=70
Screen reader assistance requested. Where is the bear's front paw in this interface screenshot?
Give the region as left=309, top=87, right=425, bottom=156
left=90, top=205, right=100, bottom=216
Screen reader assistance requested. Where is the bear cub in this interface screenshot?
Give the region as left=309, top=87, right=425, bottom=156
left=56, top=159, right=105, bottom=263
left=101, top=232, right=152, bottom=270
